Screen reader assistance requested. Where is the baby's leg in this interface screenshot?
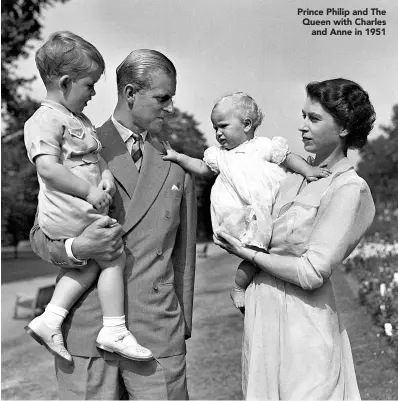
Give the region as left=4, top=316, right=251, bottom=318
left=230, top=260, right=260, bottom=313
left=94, top=252, right=153, bottom=361
left=26, top=261, right=100, bottom=364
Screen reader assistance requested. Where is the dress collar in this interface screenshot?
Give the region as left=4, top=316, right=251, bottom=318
left=111, top=114, right=147, bottom=144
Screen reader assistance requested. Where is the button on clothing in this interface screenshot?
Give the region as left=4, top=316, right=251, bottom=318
left=242, top=157, right=375, bottom=399
left=24, top=100, right=105, bottom=240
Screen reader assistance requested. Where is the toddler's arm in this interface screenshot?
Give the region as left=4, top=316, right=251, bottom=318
left=281, top=153, right=331, bottom=181
left=162, top=141, right=214, bottom=177
left=98, top=157, right=116, bottom=197
left=35, top=154, right=112, bottom=212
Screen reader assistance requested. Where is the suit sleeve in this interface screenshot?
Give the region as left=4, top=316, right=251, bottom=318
left=172, top=172, right=197, bottom=339
left=30, top=208, right=80, bottom=268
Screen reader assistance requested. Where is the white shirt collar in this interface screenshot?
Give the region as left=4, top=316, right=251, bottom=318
left=111, top=114, right=147, bottom=143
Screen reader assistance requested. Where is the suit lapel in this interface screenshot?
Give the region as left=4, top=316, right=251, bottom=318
left=123, top=134, right=171, bottom=234
left=98, top=119, right=139, bottom=198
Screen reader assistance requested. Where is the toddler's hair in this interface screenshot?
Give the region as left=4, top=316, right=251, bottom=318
left=35, top=31, right=105, bottom=86
left=214, top=92, right=264, bottom=131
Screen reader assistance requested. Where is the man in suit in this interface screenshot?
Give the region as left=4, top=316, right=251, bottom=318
left=29, top=49, right=197, bottom=399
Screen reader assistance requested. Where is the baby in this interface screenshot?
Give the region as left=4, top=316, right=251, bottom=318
left=163, top=92, right=330, bottom=310
left=24, top=31, right=153, bottom=363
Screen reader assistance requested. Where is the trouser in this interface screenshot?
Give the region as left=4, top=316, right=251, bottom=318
left=55, top=354, right=188, bottom=400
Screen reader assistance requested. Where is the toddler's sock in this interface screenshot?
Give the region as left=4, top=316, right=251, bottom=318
left=102, top=315, right=130, bottom=337
left=41, top=303, right=68, bottom=330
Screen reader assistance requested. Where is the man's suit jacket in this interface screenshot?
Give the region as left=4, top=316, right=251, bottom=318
left=30, top=119, right=197, bottom=358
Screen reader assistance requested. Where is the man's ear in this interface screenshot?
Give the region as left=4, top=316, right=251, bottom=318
left=59, top=75, right=71, bottom=92
left=125, top=84, right=136, bottom=104
left=243, top=118, right=253, bottom=133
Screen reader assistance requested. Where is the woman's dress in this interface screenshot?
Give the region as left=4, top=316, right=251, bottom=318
left=243, top=157, right=375, bottom=400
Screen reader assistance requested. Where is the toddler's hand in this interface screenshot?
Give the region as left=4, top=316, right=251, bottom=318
left=162, top=141, right=180, bottom=162
left=99, top=179, right=116, bottom=197
left=86, top=186, right=112, bottom=213
left=306, top=165, right=331, bottom=182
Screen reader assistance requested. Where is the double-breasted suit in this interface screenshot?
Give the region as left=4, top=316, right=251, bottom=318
left=30, top=119, right=197, bottom=397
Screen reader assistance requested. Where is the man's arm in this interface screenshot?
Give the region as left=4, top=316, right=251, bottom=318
left=172, top=172, right=197, bottom=339
left=30, top=210, right=125, bottom=267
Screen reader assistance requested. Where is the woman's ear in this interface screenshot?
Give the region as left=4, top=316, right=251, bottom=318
left=59, top=75, right=71, bottom=92
left=339, top=128, right=349, bottom=138
left=243, top=118, right=253, bottom=133
left=125, top=84, right=136, bottom=104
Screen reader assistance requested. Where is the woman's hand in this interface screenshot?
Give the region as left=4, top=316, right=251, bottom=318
left=213, top=231, right=252, bottom=261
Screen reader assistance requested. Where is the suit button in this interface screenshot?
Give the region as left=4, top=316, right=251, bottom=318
left=165, top=211, right=171, bottom=218
left=156, top=248, right=162, bottom=255
left=109, top=205, right=116, bottom=213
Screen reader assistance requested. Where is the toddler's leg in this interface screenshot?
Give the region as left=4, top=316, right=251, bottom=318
left=94, top=252, right=153, bottom=361
left=230, top=260, right=260, bottom=313
left=25, top=262, right=100, bottom=364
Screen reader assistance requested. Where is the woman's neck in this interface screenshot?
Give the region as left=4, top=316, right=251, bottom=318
left=314, top=146, right=347, bottom=169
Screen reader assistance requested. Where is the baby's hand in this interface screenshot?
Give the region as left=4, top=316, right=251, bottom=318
left=162, top=141, right=180, bottom=162
left=99, top=179, right=116, bottom=197
left=306, top=165, right=332, bottom=182
left=86, top=186, right=112, bottom=213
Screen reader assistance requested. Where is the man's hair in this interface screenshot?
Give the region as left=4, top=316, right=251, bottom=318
left=116, top=49, right=176, bottom=95
left=213, top=92, right=264, bottom=131
left=35, top=31, right=105, bottom=86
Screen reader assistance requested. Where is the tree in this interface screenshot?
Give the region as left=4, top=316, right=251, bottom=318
left=1, top=0, right=69, bottom=121
left=357, top=104, right=398, bottom=208
left=1, top=0, right=69, bottom=251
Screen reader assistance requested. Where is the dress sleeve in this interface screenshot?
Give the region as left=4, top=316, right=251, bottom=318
left=270, top=136, right=290, bottom=165
left=203, top=146, right=220, bottom=174
left=24, top=110, right=63, bottom=163
left=264, top=179, right=375, bottom=290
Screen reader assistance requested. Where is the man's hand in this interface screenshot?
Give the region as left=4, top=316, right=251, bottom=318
left=72, top=216, right=124, bottom=261
left=162, top=141, right=180, bottom=162
left=86, top=186, right=112, bottom=213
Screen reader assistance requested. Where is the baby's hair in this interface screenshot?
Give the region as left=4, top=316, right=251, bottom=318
left=35, top=31, right=105, bottom=86
left=213, top=92, right=264, bottom=131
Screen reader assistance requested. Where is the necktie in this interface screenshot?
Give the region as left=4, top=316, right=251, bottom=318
left=131, top=135, right=143, bottom=170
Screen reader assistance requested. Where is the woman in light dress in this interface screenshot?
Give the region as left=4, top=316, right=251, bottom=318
left=215, top=78, right=376, bottom=400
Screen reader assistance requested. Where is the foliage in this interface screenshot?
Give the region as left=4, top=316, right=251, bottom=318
left=357, top=104, right=398, bottom=208
left=343, top=214, right=398, bottom=364
left=1, top=0, right=69, bottom=120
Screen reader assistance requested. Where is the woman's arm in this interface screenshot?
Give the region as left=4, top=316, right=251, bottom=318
left=215, top=180, right=375, bottom=290
left=162, top=141, right=214, bottom=177
left=35, top=154, right=112, bottom=211
left=281, top=153, right=331, bottom=181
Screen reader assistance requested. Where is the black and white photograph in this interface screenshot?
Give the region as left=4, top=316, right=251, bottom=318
left=2, top=0, right=398, bottom=399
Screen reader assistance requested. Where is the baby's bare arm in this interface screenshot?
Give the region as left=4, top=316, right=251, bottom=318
left=162, top=141, right=213, bottom=177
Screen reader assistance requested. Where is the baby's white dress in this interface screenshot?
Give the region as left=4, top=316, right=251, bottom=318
left=203, top=136, right=289, bottom=249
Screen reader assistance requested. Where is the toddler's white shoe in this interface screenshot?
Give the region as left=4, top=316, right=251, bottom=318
left=95, top=329, right=154, bottom=361
left=25, top=315, right=73, bottom=364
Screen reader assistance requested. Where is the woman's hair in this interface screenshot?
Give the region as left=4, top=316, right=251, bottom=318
left=213, top=92, right=264, bottom=132
left=306, top=78, right=376, bottom=149
left=116, top=49, right=176, bottom=95
left=35, top=31, right=105, bottom=86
